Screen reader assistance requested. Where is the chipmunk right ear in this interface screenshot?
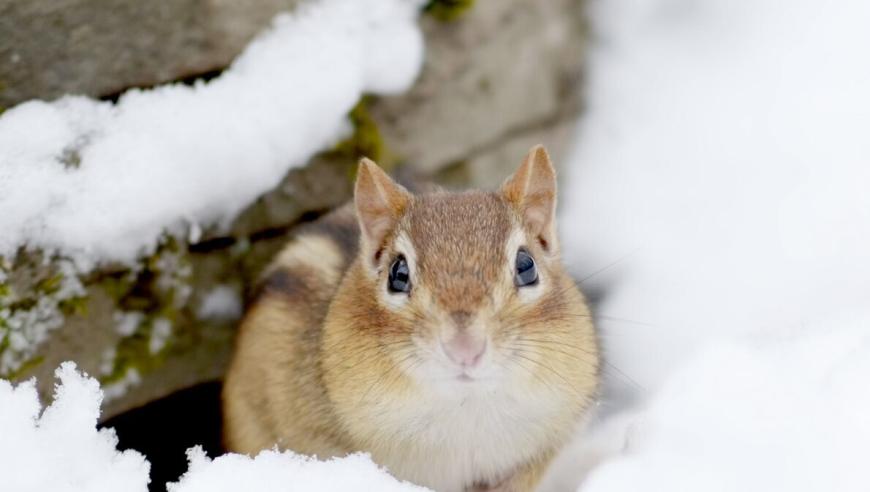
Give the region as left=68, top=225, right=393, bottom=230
left=354, top=158, right=411, bottom=262
left=501, top=145, right=559, bottom=252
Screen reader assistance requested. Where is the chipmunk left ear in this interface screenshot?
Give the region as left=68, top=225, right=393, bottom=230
left=354, top=158, right=411, bottom=264
left=501, top=145, right=558, bottom=252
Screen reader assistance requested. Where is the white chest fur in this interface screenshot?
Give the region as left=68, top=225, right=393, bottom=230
left=361, top=382, right=565, bottom=492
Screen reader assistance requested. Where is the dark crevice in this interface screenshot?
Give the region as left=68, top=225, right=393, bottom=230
left=101, top=382, right=224, bottom=492
left=99, top=68, right=225, bottom=104
left=187, top=236, right=236, bottom=254
left=188, top=209, right=329, bottom=255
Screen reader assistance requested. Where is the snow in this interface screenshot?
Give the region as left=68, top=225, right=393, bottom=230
left=114, top=312, right=144, bottom=338
left=580, top=320, right=870, bottom=492
left=0, top=363, right=428, bottom=491
left=196, top=285, right=243, bottom=321
left=0, top=362, right=150, bottom=492
left=168, top=448, right=428, bottom=492
left=148, top=318, right=172, bottom=355
left=101, top=367, right=142, bottom=404
left=0, top=0, right=424, bottom=268
left=549, top=0, right=870, bottom=489
left=561, top=0, right=870, bottom=399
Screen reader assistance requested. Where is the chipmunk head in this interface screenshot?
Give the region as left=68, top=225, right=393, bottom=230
left=349, top=145, right=593, bottom=390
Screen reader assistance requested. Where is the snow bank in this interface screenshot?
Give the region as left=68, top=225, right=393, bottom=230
left=550, top=0, right=870, bottom=489
left=0, top=363, right=427, bottom=492
left=561, top=0, right=870, bottom=396
left=0, top=0, right=424, bottom=267
left=580, top=317, right=870, bottom=492
left=169, top=448, right=427, bottom=492
left=0, top=362, right=150, bottom=492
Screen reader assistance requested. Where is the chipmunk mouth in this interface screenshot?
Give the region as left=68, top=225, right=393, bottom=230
left=409, top=337, right=500, bottom=385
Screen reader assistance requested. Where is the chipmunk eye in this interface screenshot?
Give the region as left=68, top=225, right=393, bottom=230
left=388, top=255, right=411, bottom=294
left=515, top=249, right=538, bottom=287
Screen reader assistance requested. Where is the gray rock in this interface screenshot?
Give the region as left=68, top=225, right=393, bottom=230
left=0, top=0, right=301, bottom=108
left=372, top=0, right=586, bottom=178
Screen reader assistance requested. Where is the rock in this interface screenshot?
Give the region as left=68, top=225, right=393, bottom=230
left=0, top=0, right=302, bottom=108
left=0, top=0, right=587, bottom=418
left=373, top=0, right=586, bottom=180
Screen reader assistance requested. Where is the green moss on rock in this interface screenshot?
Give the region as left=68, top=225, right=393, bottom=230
left=424, top=0, right=475, bottom=22
left=329, top=97, right=387, bottom=165
left=102, top=318, right=170, bottom=384
left=0, top=253, right=87, bottom=379
left=98, top=234, right=194, bottom=388
left=2, top=355, right=44, bottom=380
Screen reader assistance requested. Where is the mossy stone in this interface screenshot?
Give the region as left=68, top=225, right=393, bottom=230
left=424, top=0, right=475, bottom=22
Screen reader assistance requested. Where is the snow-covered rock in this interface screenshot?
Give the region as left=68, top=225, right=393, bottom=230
left=0, top=0, right=424, bottom=268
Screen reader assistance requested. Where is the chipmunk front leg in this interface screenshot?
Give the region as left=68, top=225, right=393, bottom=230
left=469, top=452, right=554, bottom=492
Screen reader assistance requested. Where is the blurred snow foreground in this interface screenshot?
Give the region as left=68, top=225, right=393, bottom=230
left=0, top=363, right=426, bottom=492
left=0, top=0, right=423, bottom=268
left=568, top=323, right=870, bottom=492
left=548, top=0, right=870, bottom=490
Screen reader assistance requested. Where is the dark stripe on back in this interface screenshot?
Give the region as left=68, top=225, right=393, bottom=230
left=296, top=205, right=359, bottom=267
left=249, top=206, right=360, bottom=306
left=259, top=268, right=309, bottom=299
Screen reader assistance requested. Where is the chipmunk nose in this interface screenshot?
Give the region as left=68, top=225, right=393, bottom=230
left=443, top=331, right=487, bottom=368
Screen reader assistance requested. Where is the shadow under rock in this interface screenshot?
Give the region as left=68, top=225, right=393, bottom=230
left=101, top=381, right=225, bottom=492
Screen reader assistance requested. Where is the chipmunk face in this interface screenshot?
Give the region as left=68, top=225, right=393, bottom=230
left=353, top=146, right=589, bottom=391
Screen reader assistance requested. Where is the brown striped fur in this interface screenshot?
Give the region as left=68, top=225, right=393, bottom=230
left=223, top=146, right=599, bottom=492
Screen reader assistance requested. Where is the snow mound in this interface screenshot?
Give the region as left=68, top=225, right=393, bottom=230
left=580, top=318, right=870, bottom=492
left=0, top=362, right=428, bottom=492
left=0, top=0, right=424, bottom=267
left=549, top=0, right=870, bottom=489
left=0, top=362, right=150, bottom=492
left=562, top=0, right=870, bottom=396
left=169, top=448, right=428, bottom=492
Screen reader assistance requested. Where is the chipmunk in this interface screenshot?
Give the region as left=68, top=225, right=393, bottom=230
left=223, top=145, right=600, bottom=492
